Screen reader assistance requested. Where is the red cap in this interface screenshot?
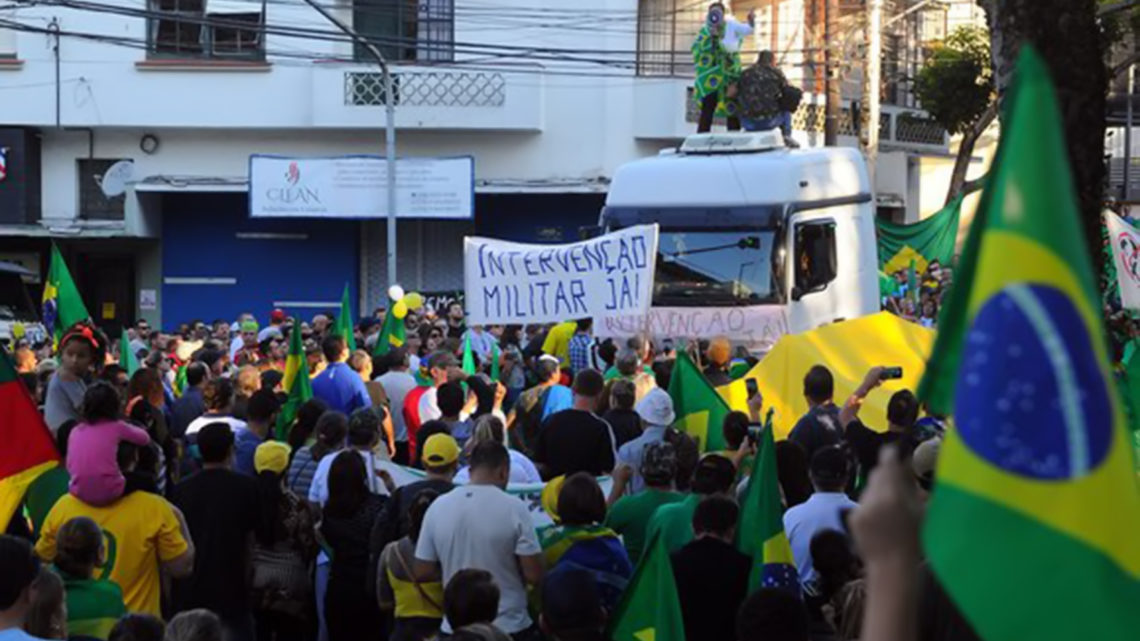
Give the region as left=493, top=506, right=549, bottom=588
left=270, top=309, right=286, bottom=322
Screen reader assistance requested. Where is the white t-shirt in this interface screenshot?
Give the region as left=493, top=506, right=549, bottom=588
left=454, top=450, right=541, bottom=485
left=415, top=484, right=541, bottom=634
left=184, top=415, right=247, bottom=437
left=377, top=370, right=418, bottom=442
left=307, top=447, right=390, bottom=506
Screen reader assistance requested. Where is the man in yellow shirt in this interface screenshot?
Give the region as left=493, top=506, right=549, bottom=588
left=541, top=321, right=578, bottom=368
left=36, top=489, right=194, bottom=617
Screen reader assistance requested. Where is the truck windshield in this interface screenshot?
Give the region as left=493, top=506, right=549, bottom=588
left=0, top=272, right=37, bottom=322
left=654, top=229, right=779, bottom=306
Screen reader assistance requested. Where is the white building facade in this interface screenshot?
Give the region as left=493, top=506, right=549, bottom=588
left=0, top=0, right=948, bottom=331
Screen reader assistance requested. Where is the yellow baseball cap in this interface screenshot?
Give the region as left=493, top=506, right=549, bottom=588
left=422, top=433, right=460, bottom=467
left=254, top=441, right=292, bottom=475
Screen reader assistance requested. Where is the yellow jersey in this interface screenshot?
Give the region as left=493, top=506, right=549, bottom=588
left=37, top=491, right=189, bottom=617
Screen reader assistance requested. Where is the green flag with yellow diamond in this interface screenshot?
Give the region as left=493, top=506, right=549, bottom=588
left=877, top=194, right=962, bottom=276
left=668, top=350, right=729, bottom=453
left=608, top=532, right=685, bottom=641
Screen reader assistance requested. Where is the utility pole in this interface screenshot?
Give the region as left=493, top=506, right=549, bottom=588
left=1126, top=64, right=1134, bottom=201
left=860, top=0, right=882, bottom=191
left=299, top=0, right=399, bottom=306
left=824, top=0, right=840, bottom=146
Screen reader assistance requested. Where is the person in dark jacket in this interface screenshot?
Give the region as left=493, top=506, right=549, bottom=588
left=672, top=495, right=751, bottom=641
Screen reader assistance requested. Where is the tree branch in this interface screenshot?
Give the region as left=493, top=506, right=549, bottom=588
left=1100, top=0, right=1140, bottom=18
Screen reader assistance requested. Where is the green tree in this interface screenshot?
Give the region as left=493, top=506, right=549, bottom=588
left=916, top=25, right=997, bottom=204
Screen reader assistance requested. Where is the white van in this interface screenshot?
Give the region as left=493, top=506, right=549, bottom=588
left=0, top=261, right=47, bottom=348
left=598, top=131, right=879, bottom=349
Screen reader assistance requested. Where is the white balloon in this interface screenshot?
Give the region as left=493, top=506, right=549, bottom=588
left=388, top=285, right=406, bottom=302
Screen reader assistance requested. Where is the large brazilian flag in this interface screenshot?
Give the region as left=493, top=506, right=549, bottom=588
left=919, top=47, right=1140, bottom=641
left=876, top=193, right=962, bottom=275
left=276, top=322, right=312, bottom=441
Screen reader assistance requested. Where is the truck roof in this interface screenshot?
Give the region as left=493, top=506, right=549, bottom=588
left=605, top=138, right=870, bottom=209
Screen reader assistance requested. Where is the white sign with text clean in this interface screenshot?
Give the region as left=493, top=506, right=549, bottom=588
left=464, top=225, right=659, bottom=326
left=248, top=155, right=473, bottom=219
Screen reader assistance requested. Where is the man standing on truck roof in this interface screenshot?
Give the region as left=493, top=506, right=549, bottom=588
left=692, top=3, right=755, bottom=134
left=738, top=50, right=802, bottom=147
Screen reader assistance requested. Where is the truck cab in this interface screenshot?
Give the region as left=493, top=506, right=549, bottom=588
left=600, top=131, right=879, bottom=348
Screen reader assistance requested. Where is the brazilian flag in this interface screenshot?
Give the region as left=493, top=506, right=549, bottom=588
left=919, top=47, right=1140, bottom=641
left=876, top=193, right=961, bottom=276
left=608, top=532, right=685, bottom=641
left=41, top=243, right=90, bottom=348
left=668, top=351, right=729, bottom=453
left=736, top=411, right=797, bottom=593
left=372, top=309, right=405, bottom=357
left=276, top=322, right=312, bottom=441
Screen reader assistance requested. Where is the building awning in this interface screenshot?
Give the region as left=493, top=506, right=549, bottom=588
left=134, top=176, right=249, bottom=193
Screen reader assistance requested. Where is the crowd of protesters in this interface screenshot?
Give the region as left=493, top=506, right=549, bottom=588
left=2, top=301, right=959, bottom=641
left=880, top=260, right=953, bottom=329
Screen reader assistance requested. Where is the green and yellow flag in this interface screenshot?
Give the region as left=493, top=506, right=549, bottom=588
left=877, top=193, right=962, bottom=276
left=173, top=363, right=188, bottom=399
left=668, top=351, right=729, bottom=452
left=41, top=243, right=90, bottom=349
left=119, top=327, right=139, bottom=376
left=334, top=283, right=356, bottom=351
left=608, top=532, right=685, bottom=641
left=276, top=323, right=312, bottom=441
left=919, top=47, right=1140, bottom=641
left=372, top=309, right=406, bottom=357
left=462, top=333, right=476, bottom=376
left=736, top=412, right=798, bottom=593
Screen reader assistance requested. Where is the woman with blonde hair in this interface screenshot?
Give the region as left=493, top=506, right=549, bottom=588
left=453, top=415, right=540, bottom=484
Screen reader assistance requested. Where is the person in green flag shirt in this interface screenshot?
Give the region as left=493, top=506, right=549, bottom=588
left=692, top=3, right=753, bottom=133
left=605, top=442, right=684, bottom=565
left=52, top=517, right=127, bottom=641
left=644, top=454, right=737, bottom=554
left=539, top=473, right=632, bottom=613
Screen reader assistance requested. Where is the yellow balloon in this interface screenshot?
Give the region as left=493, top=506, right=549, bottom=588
left=403, top=292, right=424, bottom=310
left=392, top=300, right=408, bottom=320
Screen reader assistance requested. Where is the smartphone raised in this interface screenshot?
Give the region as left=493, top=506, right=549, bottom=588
left=745, top=378, right=759, bottom=399
left=879, top=366, right=903, bottom=381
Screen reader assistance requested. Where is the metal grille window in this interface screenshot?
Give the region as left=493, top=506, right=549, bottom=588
left=354, top=0, right=454, bottom=63
left=77, top=159, right=128, bottom=221
left=149, top=0, right=265, bottom=59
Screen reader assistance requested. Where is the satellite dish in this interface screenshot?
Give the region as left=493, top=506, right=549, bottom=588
left=100, top=160, right=135, bottom=198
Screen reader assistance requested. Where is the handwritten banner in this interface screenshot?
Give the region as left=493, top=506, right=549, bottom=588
left=596, top=305, right=789, bottom=352
left=464, top=225, right=659, bottom=326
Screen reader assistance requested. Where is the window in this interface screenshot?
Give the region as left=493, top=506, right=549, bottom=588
left=354, top=0, right=454, bottom=63
left=654, top=229, right=779, bottom=306
left=0, top=7, right=18, bottom=58
left=77, top=159, right=129, bottom=221
left=793, top=221, right=837, bottom=299
left=149, top=0, right=265, bottom=60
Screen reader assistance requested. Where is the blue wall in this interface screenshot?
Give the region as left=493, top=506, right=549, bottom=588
left=161, top=193, right=359, bottom=329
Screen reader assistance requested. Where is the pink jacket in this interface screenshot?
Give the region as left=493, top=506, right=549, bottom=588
left=67, top=420, right=151, bottom=507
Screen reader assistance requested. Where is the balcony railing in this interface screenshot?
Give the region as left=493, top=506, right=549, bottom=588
left=345, top=71, right=507, bottom=108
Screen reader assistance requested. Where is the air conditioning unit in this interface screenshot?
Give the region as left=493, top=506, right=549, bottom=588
left=680, top=130, right=786, bottom=155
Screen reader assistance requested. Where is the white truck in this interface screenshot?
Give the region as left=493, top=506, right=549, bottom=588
left=597, top=131, right=879, bottom=350
left=0, top=261, right=48, bottom=348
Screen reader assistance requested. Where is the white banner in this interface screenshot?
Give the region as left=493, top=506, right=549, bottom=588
left=464, top=225, right=659, bottom=326
left=377, top=460, right=612, bottom=529
left=595, top=305, right=789, bottom=352
left=1107, top=211, right=1140, bottom=311
left=248, top=155, right=473, bottom=219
